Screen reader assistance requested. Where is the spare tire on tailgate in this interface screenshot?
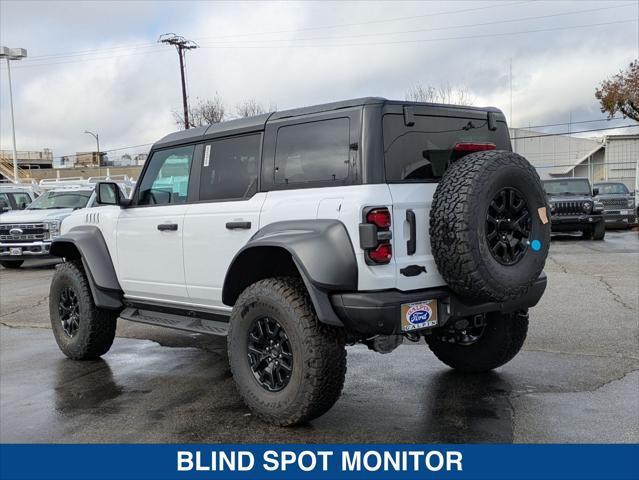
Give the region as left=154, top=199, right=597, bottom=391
left=429, top=150, right=550, bottom=302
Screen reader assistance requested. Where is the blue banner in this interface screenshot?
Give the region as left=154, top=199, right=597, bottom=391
left=1, top=444, right=637, bottom=480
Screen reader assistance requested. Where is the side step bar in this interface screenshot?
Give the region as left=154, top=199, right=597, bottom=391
left=119, top=307, right=229, bottom=336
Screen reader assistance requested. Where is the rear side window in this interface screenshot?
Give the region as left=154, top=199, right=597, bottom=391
left=274, top=118, right=350, bottom=184
left=199, top=134, right=261, bottom=201
left=383, top=114, right=511, bottom=182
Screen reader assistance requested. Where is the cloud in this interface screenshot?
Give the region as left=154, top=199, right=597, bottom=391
left=1, top=0, right=637, bottom=158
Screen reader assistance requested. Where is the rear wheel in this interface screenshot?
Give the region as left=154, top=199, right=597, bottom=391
left=49, top=261, right=117, bottom=360
left=591, top=221, right=605, bottom=240
left=425, top=310, right=528, bottom=372
left=0, top=260, right=23, bottom=269
left=228, top=277, right=346, bottom=426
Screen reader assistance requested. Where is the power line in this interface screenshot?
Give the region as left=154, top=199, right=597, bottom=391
left=196, top=0, right=533, bottom=40
left=196, top=19, right=636, bottom=49
left=511, top=124, right=638, bottom=139
left=12, top=1, right=531, bottom=65
left=52, top=142, right=154, bottom=161
left=6, top=6, right=634, bottom=69
left=512, top=116, right=624, bottom=130
left=7, top=18, right=633, bottom=71
left=197, top=2, right=636, bottom=45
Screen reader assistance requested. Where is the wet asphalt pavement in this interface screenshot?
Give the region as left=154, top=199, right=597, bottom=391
left=1, top=231, right=638, bottom=443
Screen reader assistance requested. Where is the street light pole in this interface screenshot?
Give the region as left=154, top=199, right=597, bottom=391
left=84, top=130, right=100, bottom=166
left=0, top=46, right=28, bottom=183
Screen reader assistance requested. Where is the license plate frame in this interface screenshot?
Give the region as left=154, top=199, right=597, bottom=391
left=9, top=247, right=22, bottom=256
left=401, top=299, right=438, bottom=332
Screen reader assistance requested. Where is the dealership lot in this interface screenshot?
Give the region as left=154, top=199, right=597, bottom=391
left=1, top=231, right=637, bottom=443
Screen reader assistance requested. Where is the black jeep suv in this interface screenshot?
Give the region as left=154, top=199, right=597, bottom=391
left=542, top=177, right=605, bottom=240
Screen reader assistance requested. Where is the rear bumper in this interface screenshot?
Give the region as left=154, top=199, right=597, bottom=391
left=330, top=273, right=547, bottom=336
left=0, top=241, right=53, bottom=260
left=550, top=214, right=603, bottom=231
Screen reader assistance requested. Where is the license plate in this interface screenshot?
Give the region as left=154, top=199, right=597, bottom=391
left=401, top=300, right=438, bottom=332
left=9, top=247, right=21, bottom=256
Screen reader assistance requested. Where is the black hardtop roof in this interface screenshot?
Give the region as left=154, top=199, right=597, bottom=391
left=153, top=96, right=503, bottom=149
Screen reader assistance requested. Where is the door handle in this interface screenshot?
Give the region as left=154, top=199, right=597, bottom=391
left=226, top=221, right=252, bottom=230
left=157, top=223, right=178, bottom=231
left=406, top=209, right=416, bottom=255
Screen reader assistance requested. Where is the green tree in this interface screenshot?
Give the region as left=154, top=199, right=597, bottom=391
left=595, top=60, right=639, bottom=122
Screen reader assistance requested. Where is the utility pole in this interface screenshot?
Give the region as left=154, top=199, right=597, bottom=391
left=159, top=34, right=198, bottom=129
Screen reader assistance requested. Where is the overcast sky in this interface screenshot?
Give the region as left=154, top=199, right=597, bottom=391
left=0, top=0, right=637, bottom=160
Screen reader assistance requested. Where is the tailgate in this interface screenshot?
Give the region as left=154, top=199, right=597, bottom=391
left=388, top=183, right=445, bottom=291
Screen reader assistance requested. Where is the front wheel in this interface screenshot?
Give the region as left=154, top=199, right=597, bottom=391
left=0, top=260, right=23, bottom=269
left=425, top=310, right=528, bottom=373
left=228, top=277, right=347, bottom=426
left=591, top=221, right=605, bottom=240
left=49, top=261, right=118, bottom=360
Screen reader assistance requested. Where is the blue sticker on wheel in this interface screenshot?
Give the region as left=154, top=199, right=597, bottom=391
left=531, top=239, right=541, bottom=251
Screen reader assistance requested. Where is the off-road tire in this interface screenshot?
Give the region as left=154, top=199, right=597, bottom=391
left=591, top=221, right=605, bottom=240
left=429, top=150, right=550, bottom=302
left=0, top=260, right=23, bottom=269
left=425, top=310, right=528, bottom=372
left=228, top=277, right=347, bottom=426
left=49, top=260, right=117, bottom=360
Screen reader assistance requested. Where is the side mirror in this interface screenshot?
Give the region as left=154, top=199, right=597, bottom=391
left=592, top=187, right=599, bottom=196
left=96, top=182, right=127, bottom=207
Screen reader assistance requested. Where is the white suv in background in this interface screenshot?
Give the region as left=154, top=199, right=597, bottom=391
left=47, top=98, right=550, bottom=425
left=0, top=177, right=131, bottom=268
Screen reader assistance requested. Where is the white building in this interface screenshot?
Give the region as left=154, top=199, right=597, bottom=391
left=510, top=129, right=638, bottom=190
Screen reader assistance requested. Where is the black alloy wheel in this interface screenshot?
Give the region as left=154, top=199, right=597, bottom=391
left=485, top=187, right=532, bottom=265
left=247, top=316, right=293, bottom=392
left=59, top=286, right=80, bottom=337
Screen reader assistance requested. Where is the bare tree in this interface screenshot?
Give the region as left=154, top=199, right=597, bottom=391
left=405, top=83, right=475, bottom=106
left=235, top=98, right=268, bottom=118
left=172, top=94, right=226, bottom=129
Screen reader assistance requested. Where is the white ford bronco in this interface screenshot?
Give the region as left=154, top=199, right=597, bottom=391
left=49, top=98, right=550, bottom=425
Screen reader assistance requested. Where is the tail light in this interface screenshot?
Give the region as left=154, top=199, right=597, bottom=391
left=360, top=207, right=392, bottom=265
left=452, top=142, right=496, bottom=152
left=366, top=208, right=391, bottom=228
left=451, top=142, right=496, bottom=161
left=368, top=243, right=392, bottom=263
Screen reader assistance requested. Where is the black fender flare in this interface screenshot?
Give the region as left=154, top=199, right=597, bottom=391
left=223, top=220, right=358, bottom=326
left=50, top=226, right=123, bottom=310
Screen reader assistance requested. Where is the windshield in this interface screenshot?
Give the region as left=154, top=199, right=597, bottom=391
left=594, top=183, right=629, bottom=195
left=27, top=190, right=92, bottom=210
left=383, top=113, right=511, bottom=182
left=542, top=179, right=591, bottom=196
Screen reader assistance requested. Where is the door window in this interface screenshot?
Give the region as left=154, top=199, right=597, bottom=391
left=274, top=118, right=350, bottom=185
left=12, top=192, right=32, bottom=209
left=137, top=145, right=194, bottom=205
left=0, top=193, right=10, bottom=212
left=199, top=134, right=260, bottom=201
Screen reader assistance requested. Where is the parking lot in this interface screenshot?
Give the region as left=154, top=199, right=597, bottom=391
left=0, top=231, right=637, bottom=443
